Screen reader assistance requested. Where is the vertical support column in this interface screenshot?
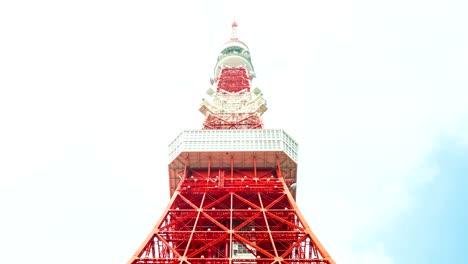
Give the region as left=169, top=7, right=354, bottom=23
left=253, top=155, right=257, bottom=179
left=208, top=156, right=211, bottom=178
left=230, top=156, right=234, bottom=179
left=176, top=157, right=189, bottom=192
left=219, top=169, right=225, bottom=189
left=275, top=157, right=281, bottom=182
left=229, top=192, right=233, bottom=264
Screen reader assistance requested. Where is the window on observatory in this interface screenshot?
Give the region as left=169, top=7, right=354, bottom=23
left=222, top=46, right=244, bottom=55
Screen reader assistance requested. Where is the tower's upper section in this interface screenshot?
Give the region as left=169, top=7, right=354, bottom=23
left=200, top=22, right=267, bottom=130
left=213, top=21, right=255, bottom=83
left=169, top=22, right=297, bottom=199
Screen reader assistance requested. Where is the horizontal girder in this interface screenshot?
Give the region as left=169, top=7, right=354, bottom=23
left=128, top=159, right=335, bottom=264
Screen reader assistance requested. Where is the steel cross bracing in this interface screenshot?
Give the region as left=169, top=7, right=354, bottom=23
left=127, top=157, right=334, bottom=264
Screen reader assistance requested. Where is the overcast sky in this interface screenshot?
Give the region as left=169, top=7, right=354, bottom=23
left=1, top=1, right=467, bottom=263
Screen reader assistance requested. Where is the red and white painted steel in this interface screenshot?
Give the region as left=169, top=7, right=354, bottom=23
left=127, top=22, right=335, bottom=264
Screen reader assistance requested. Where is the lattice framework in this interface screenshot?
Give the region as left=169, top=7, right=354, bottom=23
left=128, top=157, right=334, bottom=264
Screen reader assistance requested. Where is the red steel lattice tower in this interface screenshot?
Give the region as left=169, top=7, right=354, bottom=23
left=127, top=22, right=336, bottom=264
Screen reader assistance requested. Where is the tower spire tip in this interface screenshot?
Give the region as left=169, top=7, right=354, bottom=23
left=231, top=19, right=238, bottom=39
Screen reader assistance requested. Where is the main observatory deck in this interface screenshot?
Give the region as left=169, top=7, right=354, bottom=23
left=168, top=129, right=298, bottom=197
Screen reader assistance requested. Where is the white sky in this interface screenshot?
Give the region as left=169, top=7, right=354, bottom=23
left=1, top=1, right=467, bottom=263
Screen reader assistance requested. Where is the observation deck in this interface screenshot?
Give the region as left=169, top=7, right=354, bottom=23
left=168, top=129, right=298, bottom=197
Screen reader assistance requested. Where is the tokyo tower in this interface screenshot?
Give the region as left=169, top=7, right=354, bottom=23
left=127, top=21, right=335, bottom=264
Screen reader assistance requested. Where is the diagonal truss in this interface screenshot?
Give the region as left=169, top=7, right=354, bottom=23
left=128, top=157, right=335, bottom=264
